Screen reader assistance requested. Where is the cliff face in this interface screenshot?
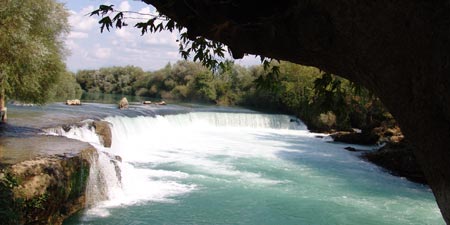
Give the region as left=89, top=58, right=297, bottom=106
left=0, top=146, right=97, bottom=225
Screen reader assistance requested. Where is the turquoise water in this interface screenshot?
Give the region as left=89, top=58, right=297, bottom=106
left=61, top=112, right=444, bottom=225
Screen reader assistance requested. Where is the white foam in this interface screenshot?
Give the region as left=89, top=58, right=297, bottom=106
left=46, top=111, right=443, bottom=224
left=45, top=124, right=102, bottom=146
left=54, top=112, right=374, bottom=218
left=103, top=113, right=312, bottom=189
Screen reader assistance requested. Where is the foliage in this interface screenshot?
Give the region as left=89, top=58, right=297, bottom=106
left=25, top=193, right=48, bottom=210
left=0, top=171, right=20, bottom=223
left=49, top=71, right=83, bottom=101
left=0, top=0, right=71, bottom=104
left=76, top=60, right=390, bottom=131
left=88, top=3, right=391, bottom=131
left=76, top=66, right=146, bottom=96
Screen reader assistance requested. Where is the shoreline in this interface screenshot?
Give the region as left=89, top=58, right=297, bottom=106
left=329, top=129, right=426, bottom=185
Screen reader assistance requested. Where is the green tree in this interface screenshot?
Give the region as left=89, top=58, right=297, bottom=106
left=76, top=66, right=146, bottom=96
left=192, top=72, right=216, bottom=102
left=0, top=0, right=69, bottom=113
left=49, top=71, right=83, bottom=101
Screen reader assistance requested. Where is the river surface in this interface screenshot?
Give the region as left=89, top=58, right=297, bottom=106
left=1, top=101, right=444, bottom=224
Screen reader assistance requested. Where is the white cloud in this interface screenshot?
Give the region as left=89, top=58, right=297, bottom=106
left=79, top=5, right=95, bottom=15
left=95, top=48, right=112, bottom=59
left=119, top=1, right=131, bottom=11
left=68, top=31, right=89, bottom=39
left=115, top=28, right=133, bottom=40
left=167, top=51, right=179, bottom=57
left=123, top=47, right=146, bottom=54
left=68, top=6, right=97, bottom=32
left=138, top=6, right=153, bottom=19
left=63, top=0, right=258, bottom=72
left=145, top=31, right=178, bottom=47
left=65, top=39, right=78, bottom=51
left=236, top=55, right=262, bottom=67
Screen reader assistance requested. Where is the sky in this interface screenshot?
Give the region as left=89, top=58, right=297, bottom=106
left=59, top=0, right=260, bottom=72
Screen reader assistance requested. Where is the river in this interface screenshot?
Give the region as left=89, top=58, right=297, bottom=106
left=1, top=102, right=444, bottom=224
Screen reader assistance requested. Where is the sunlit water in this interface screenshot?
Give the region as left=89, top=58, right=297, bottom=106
left=59, top=111, right=444, bottom=225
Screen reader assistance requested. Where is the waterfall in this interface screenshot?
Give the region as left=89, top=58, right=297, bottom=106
left=46, top=112, right=306, bottom=215
left=45, top=110, right=445, bottom=225
left=103, top=112, right=306, bottom=133
left=158, top=112, right=306, bottom=129
left=45, top=123, right=123, bottom=207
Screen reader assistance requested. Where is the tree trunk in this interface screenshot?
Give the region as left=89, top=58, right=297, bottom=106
left=0, top=89, right=6, bottom=122
left=146, top=0, right=450, bottom=223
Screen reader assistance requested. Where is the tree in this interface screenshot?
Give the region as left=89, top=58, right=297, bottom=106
left=92, top=2, right=450, bottom=222
left=192, top=72, right=216, bottom=102
left=0, top=0, right=69, bottom=121
left=49, top=71, right=83, bottom=102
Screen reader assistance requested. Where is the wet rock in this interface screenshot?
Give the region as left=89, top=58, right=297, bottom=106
left=110, top=160, right=122, bottom=184
left=118, top=97, right=128, bottom=109
left=62, top=125, right=71, bottom=132
left=92, top=121, right=112, bottom=148
left=344, top=147, right=358, bottom=152
left=362, top=141, right=426, bottom=184
left=154, top=100, right=166, bottom=105
left=331, top=131, right=380, bottom=145
left=0, top=146, right=97, bottom=225
left=66, top=99, right=81, bottom=106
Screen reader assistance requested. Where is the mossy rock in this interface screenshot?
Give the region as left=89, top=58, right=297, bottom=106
left=0, top=146, right=97, bottom=225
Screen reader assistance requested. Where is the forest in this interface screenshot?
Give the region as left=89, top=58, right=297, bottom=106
left=74, top=60, right=393, bottom=133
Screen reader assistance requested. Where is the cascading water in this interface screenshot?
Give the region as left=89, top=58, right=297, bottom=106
left=54, top=112, right=444, bottom=225
left=45, top=123, right=123, bottom=212
left=47, top=112, right=307, bottom=210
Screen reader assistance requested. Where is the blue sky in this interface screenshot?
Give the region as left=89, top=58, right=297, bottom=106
left=59, top=0, right=260, bottom=72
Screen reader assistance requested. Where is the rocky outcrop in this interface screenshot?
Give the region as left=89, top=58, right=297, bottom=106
left=332, top=125, right=425, bottom=184
left=154, top=100, right=166, bottom=105
left=65, top=99, right=81, bottom=106
left=331, top=124, right=403, bottom=145
left=331, top=131, right=380, bottom=145
left=46, top=121, right=112, bottom=148
left=118, top=97, right=128, bottom=109
left=0, top=146, right=97, bottom=225
left=363, top=141, right=426, bottom=184
left=92, top=121, right=112, bottom=148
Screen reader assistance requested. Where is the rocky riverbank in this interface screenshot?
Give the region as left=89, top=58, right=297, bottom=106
left=0, top=139, right=97, bottom=225
left=363, top=141, right=426, bottom=184
left=330, top=126, right=427, bottom=184
left=0, top=112, right=114, bottom=225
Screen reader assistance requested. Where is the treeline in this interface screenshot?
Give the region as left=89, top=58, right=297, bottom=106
left=75, top=60, right=392, bottom=132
